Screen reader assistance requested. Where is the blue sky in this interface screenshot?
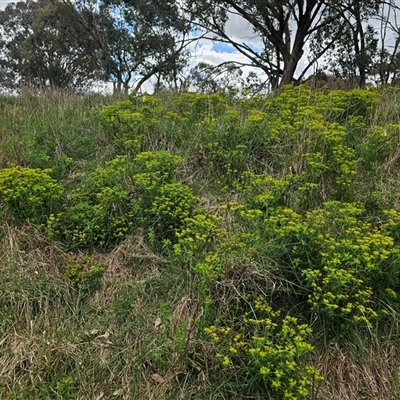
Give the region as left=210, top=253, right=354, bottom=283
left=211, top=43, right=236, bottom=54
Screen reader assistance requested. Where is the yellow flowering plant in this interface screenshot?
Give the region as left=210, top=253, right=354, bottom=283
left=204, top=297, right=323, bottom=399
left=264, top=201, right=400, bottom=330
left=0, top=165, right=63, bottom=223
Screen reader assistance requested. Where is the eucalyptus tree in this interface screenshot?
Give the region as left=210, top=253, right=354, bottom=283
left=309, top=0, right=383, bottom=87
left=177, top=62, right=244, bottom=94
left=64, top=0, right=193, bottom=93
left=0, top=0, right=99, bottom=92
left=184, top=0, right=400, bottom=89
left=0, top=0, right=48, bottom=91
left=0, top=0, right=192, bottom=94
left=368, top=0, right=400, bottom=86
left=22, top=1, right=100, bottom=91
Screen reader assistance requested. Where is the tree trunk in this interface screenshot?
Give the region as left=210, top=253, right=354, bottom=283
left=279, top=48, right=304, bottom=87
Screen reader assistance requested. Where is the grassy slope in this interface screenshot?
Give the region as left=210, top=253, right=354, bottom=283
left=1, top=88, right=400, bottom=399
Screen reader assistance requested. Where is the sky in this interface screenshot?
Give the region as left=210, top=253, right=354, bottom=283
left=188, top=14, right=263, bottom=69
left=0, top=1, right=11, bottom=9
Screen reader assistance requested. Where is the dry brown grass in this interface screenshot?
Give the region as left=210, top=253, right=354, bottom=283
left=313, top=335, right=400, bottom=400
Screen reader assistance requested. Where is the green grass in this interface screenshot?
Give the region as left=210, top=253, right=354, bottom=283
left=1, top=86, right=400, bottom=399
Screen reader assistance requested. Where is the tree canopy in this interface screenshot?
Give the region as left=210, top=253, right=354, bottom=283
left=0, top=0, right=192, bottom=93
left=184, top=0, right=400, bottom=89
left=1, top=0, right=400, bottom=93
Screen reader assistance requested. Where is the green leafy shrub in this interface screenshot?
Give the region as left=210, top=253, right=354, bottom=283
left=204, top=297, right=323, bottom=399
left=321, top=88, right=379, bottom=123
left=356, top=124, right=399, bottom=175
left=150, top=182, right=199, bottom=239
left=46, top=156, right=134, bottom=249
left=98, top=100, right=144, bottom=153
left=0, top=165, right=63, bottom=222
left=99, top=99, right=146, bottom=135
left=175, top=214, right=264, bottom=292
left=133, top=150, right=183, bottom=193
left=63, top=255, right=105, bottom=301
left=174, top=213, right=226, bottom=262
left=237, top=172, right=290, bottom=211
left=264, top=201, right=400, bottom=331
left=203, top=142, right=248, bottom=185
left=99, top=94, right=190, bottom=151
left=172, top=93, right=228, bottom=123
left=46, top=150, right=191, bottom=249
left=289, top=122, right=358, bottom=210
left=131, top=151, right=186, bottom=241
left=342, top=89, right=380, bottom=120
left=63, top=255, right=105, bottom=286
left=191, top=232, right=252, bottom=286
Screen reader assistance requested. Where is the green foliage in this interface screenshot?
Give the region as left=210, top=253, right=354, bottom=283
left=172, top=93, right=228, bottom=122
left=294, top=123, right=358, bottom=208
left=45, top=150, right=192, bottom=249
left=46, top=155, right=134, bottom=249
left=0, top=0, right=99, bottom=92
left=175, top=212, right=264, bottom=293
left=174, top=213, right=225, bottom=261
left=131, top=151, right=198, bottom=247
left=133, top=150, right=183, bottom=191
left=150, top=182, right=199, bottom=237
left=204, top=142, right=248, bottom=184
left=0, top=92, right=115, bottom=177
left=204, top=297, right=323, bottom=399
left=237, top=172, right=290, bottom=210
left=5, top=88, right=400, bottom=399
left=0, top=0, right=190, bottom=93
left=342, top=89, right=380, bottom=119
left=63, top=255, right=104, bottom=286
left=0, top=165, right=63, bottom=222
left=264, top=202, right=400, bottom=331
left=98, top=99, right=146, bottom=149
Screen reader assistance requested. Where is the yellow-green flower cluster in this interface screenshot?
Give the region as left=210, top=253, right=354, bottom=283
left=63, top=255, right=104, bottom=285
left=264, top=208, right=304, bottom=238
left=382, top=209, right=400, bottom=243
left=133, top=151, right=183, bottom=192
left=192, top=232, right=256, bottom=284
left=174, top=213, right=225, bottom=259
left=150, top=182, right=199, bottom=230
left=204, top=142, right=248, bottom=182
left=44, top=155, right=136, bottom=249
left=238, top=173, right=290, bottom=210
left=204, top=297, right=323, bottom=399
left=266, top=201, right=399, bottom=327
left=331, top=144, right=357, bottom=187
left=172, top=92, right=227, bottom=122
left=0, top=165, right=63, bottom=222
left=175, top=208, right=264, bottom=287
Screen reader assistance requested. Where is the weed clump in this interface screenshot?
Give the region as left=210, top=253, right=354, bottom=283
left=0, top=165, right=63, bottom=223
left=204, top=297, right=323, bottom=399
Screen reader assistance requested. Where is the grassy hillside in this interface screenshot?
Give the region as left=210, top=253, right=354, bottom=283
left=1, top=86, right=400, bottom=399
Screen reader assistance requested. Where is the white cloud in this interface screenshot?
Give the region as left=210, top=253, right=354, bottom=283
left=187, top=38, right=267, bottom=81
left=186, top=12, right=270, bottom=86
left=0, top=0, right=12, bottom=10
left=225, top=12, right=263, bottom=49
